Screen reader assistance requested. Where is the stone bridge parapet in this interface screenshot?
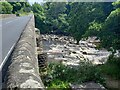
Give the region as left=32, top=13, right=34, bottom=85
left=4, top=15, right=45, bottom=89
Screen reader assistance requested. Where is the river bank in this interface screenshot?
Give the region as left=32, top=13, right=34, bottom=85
left=42, top=34, right=111, bottom=66
left=41, top=34, right=120, bottom=89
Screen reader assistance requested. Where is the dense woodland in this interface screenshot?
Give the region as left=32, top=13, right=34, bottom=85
left=1, top=1, right=120, bottom=51
left=1, top=1, right=120, bottom=88
left=0, top=1, right=31, bottom=15
left=32, top=1, right=120, bottom=51
left=38, top=2, right=120, bottom=49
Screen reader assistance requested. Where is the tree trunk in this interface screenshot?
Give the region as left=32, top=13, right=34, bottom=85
left=76, top=40, right=79, bottom=45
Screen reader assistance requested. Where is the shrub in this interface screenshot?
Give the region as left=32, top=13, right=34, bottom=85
left=43, top=62, right=105, bottom=88
left=1, top=2, right=13, bottom=14
left=99, top=56, right=120, bottom=79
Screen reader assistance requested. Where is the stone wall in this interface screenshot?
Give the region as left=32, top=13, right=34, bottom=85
left=35, top=28, right=47, bottom=73
left=4, top=15, right=45, bottom=89
left=0, top=14, right=16, bottom=19
left=38, top=53, right=47, bottom=72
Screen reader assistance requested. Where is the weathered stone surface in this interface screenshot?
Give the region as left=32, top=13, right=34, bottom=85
left=69, top=82, right=105, bottom=90
left=35, top=28, right=43, bottom=50
left=38, top=53, right=47, bottom=72
left=4, top=15, right=45, bottom=89
left=42, top=34, right=111, bottom=65
left=0, top=14, right=16, bottom=19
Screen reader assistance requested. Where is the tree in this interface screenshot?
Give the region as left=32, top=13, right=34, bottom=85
left=32, top=3, right=47, bottom=33
left=68, top=2, right=113, bottom=44
left=44, top=2, right=68, bottom=34
left=9, top=2, right=31, bottom=14
left=100, top=1, right=120, bottom=50
left=0, top=2, right=13, bottom=14
left=9, top=2, right=22, bottom=13
left=23, top=2, right=31, bottom=13
left=68, top=2, right=95, bottom=44
left=84, top=21, right=102, bottom=37
left=83, top=2, right=113, bottom=38
left=32, top=2, right=44, bottom=14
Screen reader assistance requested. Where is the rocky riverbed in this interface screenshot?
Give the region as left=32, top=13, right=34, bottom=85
left=42, top=34, right=111, bottom=66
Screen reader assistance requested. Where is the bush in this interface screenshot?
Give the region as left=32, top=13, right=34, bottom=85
left=99, top=56, right=120, bottom=79
left=1, top=2, right=13, bottom=14
left=43, top=62, right=105, bottom=88
left=48, top=79, right=69, bottom=89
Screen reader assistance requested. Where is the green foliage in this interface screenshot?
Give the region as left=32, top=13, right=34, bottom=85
left=68, top=2, right=109, bottom=44
left=0, top=2, right=13, bottom=14
left=8, top=2, right=31, bottom=15
left=32, top=3, right=47, bottom=34
left=99, top=5, right=120, bottom=50
left=68, top=3, right=90, bottom=44
left=84, top=21, right=102, bottom=37
left=32, top=2, right=69, bottom=34
left=32, top=3, right=44, bottom=14
left=32, top=3, right=45, bottom=21
left=112, top=1, right=120, bottom=8
left=11, top=2, right=22, bottom=13
left=99, top=56, right=120, bottom=79
left=44, top=2, right=68, bottom=34
left=47, top=79, right=69, bottom=89
left=43, top=62, right=105, bottom=88
left=32, top=2, right=117, bottom=50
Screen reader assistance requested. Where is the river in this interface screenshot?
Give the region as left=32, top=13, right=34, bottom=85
left=42, top=34, right=111, bottom=66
